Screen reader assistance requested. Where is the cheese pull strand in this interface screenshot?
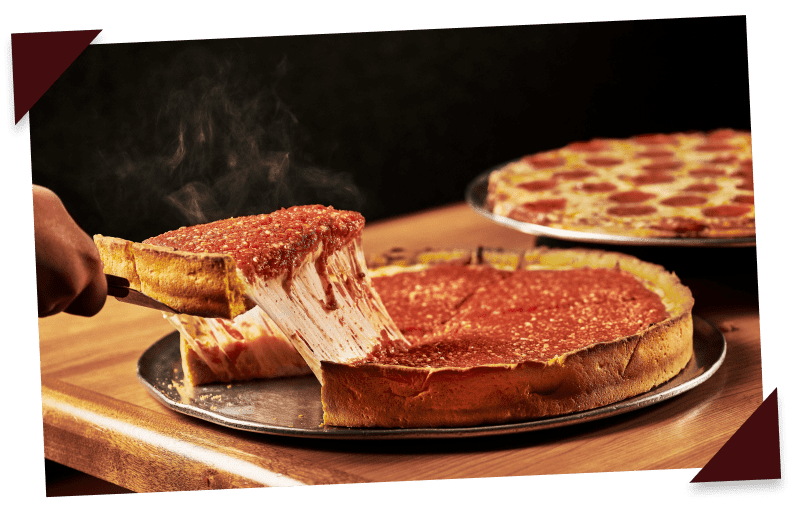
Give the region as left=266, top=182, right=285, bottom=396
left=246, top=238, right=407, bottom=384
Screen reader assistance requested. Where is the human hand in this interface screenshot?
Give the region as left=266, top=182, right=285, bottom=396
left=33, top=185, right=107, bottom=317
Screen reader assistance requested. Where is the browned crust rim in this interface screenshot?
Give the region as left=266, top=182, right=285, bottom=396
left=512, top=220, right=755, bottom=240
left=94, top=234, right=255, bottom=319
left=496, top=207, right=755, bottom=239
left=321, top=247, right=695, bottom=428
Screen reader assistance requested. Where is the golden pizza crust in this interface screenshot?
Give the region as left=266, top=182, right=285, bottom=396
left=95, top=234, right=255, bottom=319
left=505, top=211, right=753, bottom=239
left=321, top=247, right=694, bottom=428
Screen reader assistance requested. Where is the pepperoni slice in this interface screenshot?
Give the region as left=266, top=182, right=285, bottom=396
left=636, top=150, right=675, bottom=158
left=733, top=195, right=754, bottom=205
left=684, top=183, right=719, bottom=193
left=629, top=174, right=675, bottom=185
left=702, top=205, right=751, bottom=217
left=659, top=218, right=708, bottom=234
left=553, top=169, right=596, bottom=180
left=521, top=198, right=567, bottom=212
left=731, top=169, right=752, bottom=179
left=524, top=155, right=566, bottom=169
left=660, top=195, right=707, bottom=207
left=579, top=182, right=618, bottom=193
left=608, top=190, right=656, bottom=203
left=710, top=155, right=738, bottom=164
left=642, top=160, right=684, bottom=172
left=737, top=179, right=754, bottom=191
left=689, top=167, right=726, bottom=177
left=696, top=143, right=736, bottom=152
left=585, top=157, right=624, bottom=167
left=606, top=205, right=657, bottom=216
left=707, top=129, right=738, bottom=139
left=634, top=134, right=678, bottom=145
left=517, top=179, right=557, bottom=191
left=568, top=140, right=610, bottom=152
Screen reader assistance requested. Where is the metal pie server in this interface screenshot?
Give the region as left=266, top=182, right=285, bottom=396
left=105, top=274, right=178, bottom=313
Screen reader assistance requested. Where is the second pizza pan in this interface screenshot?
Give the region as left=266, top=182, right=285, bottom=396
left=466, top=171, right=756, bottom=248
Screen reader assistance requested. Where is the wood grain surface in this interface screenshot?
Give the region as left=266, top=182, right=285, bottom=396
left=38, top=203, right=764, bottom=493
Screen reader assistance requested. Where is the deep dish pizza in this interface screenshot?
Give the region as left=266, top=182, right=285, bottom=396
left=322, top=247, right=693, bottom=428
left=486, top=129, right=754, bottom=238
left=95, top=207, right=694, bottom=428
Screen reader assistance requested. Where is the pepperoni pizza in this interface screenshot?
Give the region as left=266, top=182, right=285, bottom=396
left=486, top=129, right=754, bottom=238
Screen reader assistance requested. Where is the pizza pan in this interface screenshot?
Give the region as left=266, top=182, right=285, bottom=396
left=465, top=171, right=756, bottom=247
left=137, top=315, right=725, bottom=440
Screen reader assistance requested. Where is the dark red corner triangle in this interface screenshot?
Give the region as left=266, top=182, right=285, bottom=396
left=692, top=388, right=781, bottom=483
left=11, top=29, right=101, bottom=124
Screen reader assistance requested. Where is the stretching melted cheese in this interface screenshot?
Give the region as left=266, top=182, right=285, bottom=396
left=145, top=205, right=408, bottom=385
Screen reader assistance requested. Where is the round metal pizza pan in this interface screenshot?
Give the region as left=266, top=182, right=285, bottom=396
left=138, top=315, right=725, bottom=440
left=465, top=171, right=756, bottom=247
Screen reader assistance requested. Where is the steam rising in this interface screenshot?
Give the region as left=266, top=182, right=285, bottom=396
left=163, top=64, right=362, bottom=226
left=94, top=51, right=362, bottom=239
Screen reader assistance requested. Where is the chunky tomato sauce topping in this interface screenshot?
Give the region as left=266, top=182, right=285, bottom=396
left=366, top=265, right=669, bottom=367
left=143, top=205, right=364, bottom=280
left=372, top=265, right=509, bottom=340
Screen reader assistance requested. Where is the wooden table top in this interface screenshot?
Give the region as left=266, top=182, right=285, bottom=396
left=38, top=203, right=763, bottom=492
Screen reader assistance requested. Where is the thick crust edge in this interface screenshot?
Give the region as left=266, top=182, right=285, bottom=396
left=94, top=234, right=255, bottom=319
left=321, top=247, right=695, bottom=428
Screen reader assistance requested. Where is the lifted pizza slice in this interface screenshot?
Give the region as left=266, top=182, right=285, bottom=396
left=95, top=205, right=407, bottom=383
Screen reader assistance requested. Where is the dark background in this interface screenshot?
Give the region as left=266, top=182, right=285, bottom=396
left=29, top=16, right=750, bottom=242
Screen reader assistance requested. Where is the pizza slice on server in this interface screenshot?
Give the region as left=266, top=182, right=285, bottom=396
left=95, top=205, right=407, bottom=387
